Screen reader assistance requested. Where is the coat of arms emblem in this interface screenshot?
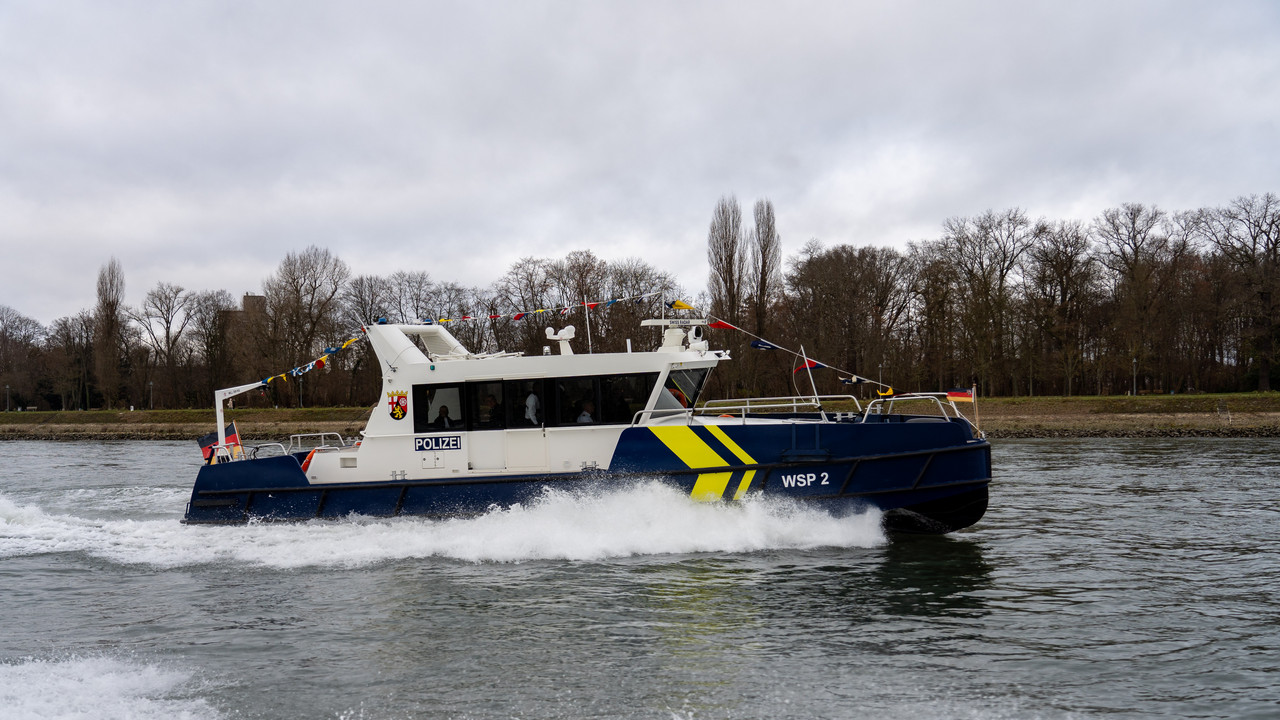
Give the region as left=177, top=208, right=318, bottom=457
left=387, top=391, right=408, bottom=420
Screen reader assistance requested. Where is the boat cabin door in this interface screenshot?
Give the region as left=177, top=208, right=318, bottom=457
left=467, top=380, right=548, bottom=472
left=500, top=380, right=548, bottom=471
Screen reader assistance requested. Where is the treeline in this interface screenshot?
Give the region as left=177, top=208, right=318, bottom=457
left=0, top=192, right=1276, bottom=411
left=708, top=193, right=1279, bottom=399
left=0, top=251, right=680, bottom=411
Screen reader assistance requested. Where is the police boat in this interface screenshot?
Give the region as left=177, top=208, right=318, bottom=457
left=184, top=319, right=991, bottom=533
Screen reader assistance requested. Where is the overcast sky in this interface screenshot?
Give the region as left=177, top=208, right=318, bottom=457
left=2, top=0, right=1278, bottom=325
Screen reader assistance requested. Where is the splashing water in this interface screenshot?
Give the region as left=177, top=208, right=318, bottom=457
left=0, top=656, right=218, bottom=720
left=0, top=481, right=884, bottom=569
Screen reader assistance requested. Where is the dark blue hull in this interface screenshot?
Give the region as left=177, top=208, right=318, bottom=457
left=184, top=416, right=992, bottom=534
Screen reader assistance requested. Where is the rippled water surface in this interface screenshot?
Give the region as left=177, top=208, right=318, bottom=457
left=1, top=439, right=1277, bottom=719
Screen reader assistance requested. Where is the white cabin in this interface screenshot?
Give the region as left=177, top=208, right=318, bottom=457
left=300, top=321, right=723, bottom=485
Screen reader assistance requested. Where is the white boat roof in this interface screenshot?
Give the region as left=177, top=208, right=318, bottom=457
left=363, top=321, right=722, bottom=382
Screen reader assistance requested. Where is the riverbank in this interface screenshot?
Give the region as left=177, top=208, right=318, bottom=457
left=0, top=407, right=372, bottom=441
left=1, top=394, right=1278, bottom=440
left=959, top=393, right=1280, bottom=438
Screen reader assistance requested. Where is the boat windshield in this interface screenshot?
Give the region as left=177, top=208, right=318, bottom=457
left=655, top=368, right=709, bottom=411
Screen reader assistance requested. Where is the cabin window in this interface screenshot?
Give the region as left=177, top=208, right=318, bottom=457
left=413, top=384, right=465, bottom=433
left=656, top=368, right=709, bottom=411
left=505, top=379, right=545, bottom=427
left=557, top=377, right=597, bottom=425
left=412, top=373, right=664, bottom=431
left=599, top=373, right=658, bottom=424
left=468, top=381, right=506, bottom=430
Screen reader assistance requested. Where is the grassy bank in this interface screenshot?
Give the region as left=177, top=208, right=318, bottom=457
left=0, top=393, right=1277, bottom=440
left=967, top=392, right=1280, bottom=438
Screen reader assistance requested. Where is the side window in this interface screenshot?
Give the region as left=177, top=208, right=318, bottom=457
left=505, top=379, right=545, bottom=427
left=413, top=384, right=464, bottom=433
left=599, top=373, right=658, bottom=424
left=557, top=377, right=597, bottom=425
left=657, top=369, right=709, bottom=411
left=468, top=381, right=506, bottom=430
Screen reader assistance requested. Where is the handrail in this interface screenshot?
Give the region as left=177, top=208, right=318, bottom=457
left=700, top=394, right=863, bottom=416
left=287, top=432, right=350, bottom=453
left=631, top=407, right=694, bottom=425
left=860, top=392, right=979, bottom=435
left=632, top=394, right=864, bottom=425
left=248, top=443, right=288, bottom=459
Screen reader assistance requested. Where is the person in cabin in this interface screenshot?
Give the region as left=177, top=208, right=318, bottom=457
left=577, top=399, right=595, bottom=423
left=525, top=392, right=540, bottom=425
left=484, top=394, right=502, bottom=425
left=433, top=405, right=454, bottom=429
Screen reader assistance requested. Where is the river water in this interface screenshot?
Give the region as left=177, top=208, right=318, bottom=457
left=0, top=438, right=1276, bottom=719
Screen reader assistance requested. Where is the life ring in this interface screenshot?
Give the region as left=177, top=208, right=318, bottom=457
left=300, top=448, right=317, bottom=473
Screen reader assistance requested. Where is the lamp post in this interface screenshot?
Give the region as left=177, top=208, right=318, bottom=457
left=149, top=380, right=154, bottom=410
left=1132, top=357, right=1137, bottom=396
left=5, top=384, right=9, bottom=412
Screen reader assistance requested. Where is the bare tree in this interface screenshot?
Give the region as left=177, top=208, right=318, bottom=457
left=547, top=249, right=610, bottom=350
left=388, top=270, right=434, bottom=324
left=748, top=199, right=781, bottom=337
left=48, top=311, right=96, bottom=410
left=944, top=209, right=1041, bottom=394
left=262, top=246, right=351, bottom=406
left=601, top=257, right=679, bottom=353
left=188, top=290, right=237, bottom=399
left=1093, top=203, right=1190, bottom=392
left=784, top=242, right=912, bottom=395
left=495, top=257, right=555, bottom=356
left=0, top=305, right=45, bottom=409
left=343, top=275, right=393, bottom=327
left=431, top=281, right=485, bottom=350
left=1202, top=193, right=1280, bottom=391
left=129, top=282, right=192, bottom=407
left=93, top=258, right=127, bottom=408
left=907, top=241, right=960, bottom=392
left=707, top=195, right=747, bottom=326
left=706, top=196, right=749, bottom=395
left=1022, top=220, right=1100, bottom=395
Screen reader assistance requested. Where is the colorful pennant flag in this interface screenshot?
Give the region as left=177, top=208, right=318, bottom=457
left=750, top=340, right=780, bottom=350
left=793, top=359, right=828, bottom=373
left=947, top=388, right=975, bottom=402
left=668, top=300, right=694, bottom=310
left=708, top=320, right=737, bottom=330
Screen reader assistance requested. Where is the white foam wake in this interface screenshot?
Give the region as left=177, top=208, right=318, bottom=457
left=0, top=481, right=884, bottom=568
left=0, top=656, right=217, bottom=720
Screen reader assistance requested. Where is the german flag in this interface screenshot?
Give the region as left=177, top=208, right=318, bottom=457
left=197, top=423, right=242, bottom=463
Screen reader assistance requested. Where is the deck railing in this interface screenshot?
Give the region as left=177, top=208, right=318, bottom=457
left=860, top=392, right=980, bottom=435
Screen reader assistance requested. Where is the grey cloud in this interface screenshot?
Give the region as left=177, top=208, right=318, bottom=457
left=1, top=1, right=1277, bottom=323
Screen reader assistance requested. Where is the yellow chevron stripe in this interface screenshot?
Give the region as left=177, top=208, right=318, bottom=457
left=705, top=425, right=758, bottom=499
left=650, top=426, right=735, bottom=502
left=705, top=425, right=756, bottom=464
left=692, top=472, right=734, bottom=501
left=731, top=471, right=756, bottom=500
left=650, top=426, right=728, bottom=468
